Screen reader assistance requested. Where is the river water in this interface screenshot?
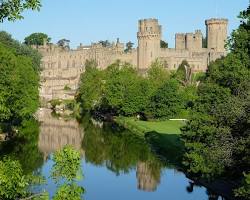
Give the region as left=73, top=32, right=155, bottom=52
left=1, top=109, right=226, bottom=200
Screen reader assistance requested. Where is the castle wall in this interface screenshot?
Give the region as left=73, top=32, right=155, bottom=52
left=38, top=17, right=228, bottom=102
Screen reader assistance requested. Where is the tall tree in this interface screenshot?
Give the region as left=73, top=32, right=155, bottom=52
left=57, top=39, right=70, bottom=49
left=124, top=41, right=134, bottom=53
left=24, top=33, right=51, bottom=46
left=160, top=40, right=168, bottom=48
left=181, top=5, right=250, bottom=198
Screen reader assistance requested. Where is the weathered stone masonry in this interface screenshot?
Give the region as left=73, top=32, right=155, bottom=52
left=36, top=18, right=228, bottom=101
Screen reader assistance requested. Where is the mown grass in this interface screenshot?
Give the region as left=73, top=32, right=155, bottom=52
left=115, top=117, right=185, bottom=135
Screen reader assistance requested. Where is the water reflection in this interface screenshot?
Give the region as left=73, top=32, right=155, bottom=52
left=0, top=109, right=226, bottom=199
left=37, top=109, right=84, bottom=159
left=81, top=116, right=163, bottom=192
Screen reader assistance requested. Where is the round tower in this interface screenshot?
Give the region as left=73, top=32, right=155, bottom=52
left=205, top=18, right=228, bottom=52
left=137, top=19, right=162, bottom=70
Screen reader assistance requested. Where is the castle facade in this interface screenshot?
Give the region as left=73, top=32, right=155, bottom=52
left=37, top=18, right=228, bottom=101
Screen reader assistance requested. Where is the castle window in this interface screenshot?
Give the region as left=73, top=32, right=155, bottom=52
left=151, top=52, right=153, bottom=58
left=72, top=60, right=76, bottom=68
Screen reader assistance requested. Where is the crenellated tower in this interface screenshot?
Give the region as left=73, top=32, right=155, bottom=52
left=205, top=18, right=228, bottom=52
left=137, top=19, right=162, bottom=70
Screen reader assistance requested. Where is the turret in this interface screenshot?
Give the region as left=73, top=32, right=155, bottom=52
left=205, top=18, right=228, bottom=52
left=137, top=18, right=162, bottom=70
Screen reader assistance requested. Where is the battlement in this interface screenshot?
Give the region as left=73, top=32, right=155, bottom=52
left=195, top=29, right=202, bottom=34
left=139, top=18, right=158, bottom=23
left=138, top=18, right=161, bottom=34
left=205, top=18, right=228, bottom=25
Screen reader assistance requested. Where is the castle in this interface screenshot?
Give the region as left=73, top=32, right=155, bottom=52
left=37, top=18, right=228, bottom=102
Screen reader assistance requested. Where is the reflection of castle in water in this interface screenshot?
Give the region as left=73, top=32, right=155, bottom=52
left=37, top=109, right=84, bottom=159
left=37, top=109, right=162, bottom=192
left=136, top=161, right=161, bottom=192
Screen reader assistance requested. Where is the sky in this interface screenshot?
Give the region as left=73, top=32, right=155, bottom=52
left=0, top=0, right=249, bottom=48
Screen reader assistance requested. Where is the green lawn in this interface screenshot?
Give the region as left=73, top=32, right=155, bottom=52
left=115, top=117, right=185, bottom=135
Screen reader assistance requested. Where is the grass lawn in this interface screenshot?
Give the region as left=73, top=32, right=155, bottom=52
left=115, top=117, right=185, bottom=135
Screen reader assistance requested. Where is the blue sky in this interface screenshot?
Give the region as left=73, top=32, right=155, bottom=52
left=0, top=0, right=249, bottom=48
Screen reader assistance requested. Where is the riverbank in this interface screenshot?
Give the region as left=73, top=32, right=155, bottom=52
left=115, top=117, right=185, bottom=136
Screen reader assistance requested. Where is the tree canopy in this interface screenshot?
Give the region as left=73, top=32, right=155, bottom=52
left=0, top=0, right=41, bottom=22
left=24, top=33, right=51, bottom=46
left=181, top=5, right=250, bottom=199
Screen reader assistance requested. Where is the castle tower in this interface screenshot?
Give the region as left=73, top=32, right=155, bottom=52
left=205, top=18, right=228, bottom=52
left=175, top=33, right=186, bottom=50
left=137, top=19, right=162, bottom=70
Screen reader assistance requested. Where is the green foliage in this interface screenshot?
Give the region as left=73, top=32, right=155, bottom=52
left=0, top=32, right=40, bottom=125
left=0, top=0, right=41, bottom=22
left=160, top=40, right=168, bottom=48
left=51, top=146, right=84, bottom=200
left=82, top=117, right=162, bottom=175
left=0, top=31, right=42, bottom=71
left=24, top=33, right=51, bottom=46
left=147, top=59, right=169, bottom=89
left=53, top=183, right=84, bottom=200
left=148, top=79, right=184, bottom=119
left=105, top=62, right=141, bottom=115
left=50, top=99, right=62, bottom=109
left=124, top=41, right=134, bottom=53
left=77, top=60, right=104, bottom=111
left=235, top=172, right=250, bottom=199
left=181, top=5, right=250, bottom=188
left=64, top=84, right=71, bottom=91
left=0, top=42, right=39, bottom=124
left=52, top=145, right=82, bottom=182
left=77, top=58, right=193, bottom=119
left=0, top=158, right=28, bottom=199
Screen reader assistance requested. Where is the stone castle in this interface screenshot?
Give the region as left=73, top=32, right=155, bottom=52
left=37, top=18, right=228, bottom=101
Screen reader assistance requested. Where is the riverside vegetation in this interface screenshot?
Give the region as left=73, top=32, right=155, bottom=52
left=0, top=0, right=249, bottom=199
left=77, top=5, right=250, bottom=199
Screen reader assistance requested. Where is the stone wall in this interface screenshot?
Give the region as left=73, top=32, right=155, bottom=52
left=37, top=17, right=228, bottom=101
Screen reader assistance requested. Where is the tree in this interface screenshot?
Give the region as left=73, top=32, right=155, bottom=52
left=147, top=59, right=169, bottom=90
left=0, top=43, right=39, bottom=125
left=57, top=39, right=70, bottom=49
left=0, top=158, right=28, bottom=199
left=77, top=60, right=104, bottom=111
left=0, top=0, right=41, bottom=22
left=0, top=157, right=48, bottom=200
left=0, top=31, right=42, bottom=71
left=202, top=37, right=207, bottom=48
left=51, top=146, right=84, bottom=200
left=24, top=33, right=51, bottom=46
left=98, top=40, right=111, bottom=47
left=148, top=79, right=184, bottom=119
left=181, top=5, right=250, bottom=190
left=124, top=41, right=134, bottom=53
left=105, top=61, right=139, bottom=115
left=160, top=40, right=168, bottom=48
left=175, top=60, right=194, bottom=86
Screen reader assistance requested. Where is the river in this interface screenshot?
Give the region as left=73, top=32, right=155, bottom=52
left=0, top=109, right=227, bottom=200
